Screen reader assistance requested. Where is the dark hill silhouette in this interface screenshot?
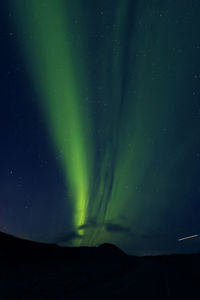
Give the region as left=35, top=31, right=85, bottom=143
left=0, top=231, right=200, bottom=299
left=98, top=242, right=125, bottom=252
left=98, top=242, right=127, bottom=257
left=0, top=231, right=129, bottom=264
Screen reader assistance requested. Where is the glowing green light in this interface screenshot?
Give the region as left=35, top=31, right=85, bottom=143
left=12, top=0, right=92, bottom=235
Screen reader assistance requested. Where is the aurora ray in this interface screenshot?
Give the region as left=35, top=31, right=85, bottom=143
left=6, top=0, right=200, bottom=253
left=10, top=0, right=93, bottom=236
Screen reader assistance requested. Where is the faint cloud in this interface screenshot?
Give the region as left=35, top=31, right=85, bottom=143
left=77, top=218, right=98, bottom=230
left=105, top=222, right=131, bottom=235
left=54, top=231, right=83, bottom=243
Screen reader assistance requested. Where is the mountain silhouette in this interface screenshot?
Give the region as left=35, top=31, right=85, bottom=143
left=0, top=231, right=200, bottom=299
left=0, top=231, right=128, bottom=264
left=98, top=243, right=127, bottom=257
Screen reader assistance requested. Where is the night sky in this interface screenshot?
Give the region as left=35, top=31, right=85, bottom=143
left=1, top=0, right=200, bottom=255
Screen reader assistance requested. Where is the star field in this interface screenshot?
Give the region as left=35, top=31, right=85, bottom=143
left=0, top=0, right=200, bottom=254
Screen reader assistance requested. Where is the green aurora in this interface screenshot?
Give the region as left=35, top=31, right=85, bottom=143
left=11, top=1, right=93, bottom=238
left=9, top=0, right=200, bottom=249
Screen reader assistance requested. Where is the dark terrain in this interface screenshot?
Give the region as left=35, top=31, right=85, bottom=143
left=0, top=231, right=200, bottom=299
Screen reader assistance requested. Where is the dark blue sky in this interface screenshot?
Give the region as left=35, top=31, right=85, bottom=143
left=1, top=0, right=200, bottom=255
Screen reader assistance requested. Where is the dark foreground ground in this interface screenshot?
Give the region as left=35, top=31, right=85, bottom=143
left=0, top=232, right=200, bottom=299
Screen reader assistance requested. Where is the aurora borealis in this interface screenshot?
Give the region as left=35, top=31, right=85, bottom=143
left=11, top=0, right=93, bottom=236
left=1, top=0, right=200, bottom=254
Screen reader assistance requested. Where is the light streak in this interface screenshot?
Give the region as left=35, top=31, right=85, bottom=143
left=178, top=234, right=199, bottom=241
